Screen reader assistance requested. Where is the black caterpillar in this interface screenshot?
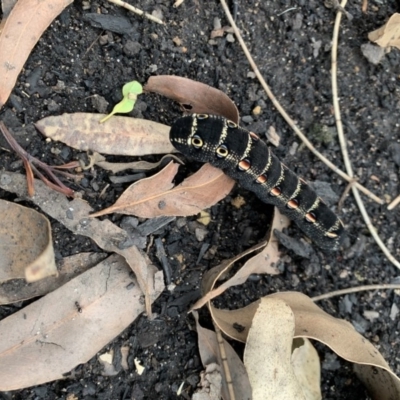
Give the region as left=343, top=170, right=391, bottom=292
left=170, top=114, right=345, bottom=251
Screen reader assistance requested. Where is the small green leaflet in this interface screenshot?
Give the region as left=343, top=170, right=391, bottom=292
left=100, top=81, right=143, bottom=123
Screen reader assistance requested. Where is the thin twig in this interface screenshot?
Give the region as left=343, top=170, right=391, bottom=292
left=312, top=283, right=400, bottom=302
left=0, top=122, right=75, bottom=197
left=388, top=194, right=400, bottom=211
left=107, top=0, right=164, bottom=25
left=331, top=1, right=400, bottom=270
left=219, top=0, right=383, bottom=205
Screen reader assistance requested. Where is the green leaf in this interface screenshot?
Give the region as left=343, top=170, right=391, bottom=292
left=100, top=81, right=143, bottom=123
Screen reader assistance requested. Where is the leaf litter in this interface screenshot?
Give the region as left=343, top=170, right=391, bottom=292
left=0, top=0, right=73, bottom=108
left=35, top=113, right=176, bottom=156
left=0, top=253, right=162, bottom=391
left=0, top=200, right=56, bottom=283
left=0, top=171, right=165, bottom=318
left=90, top=161, right=235, bottom=218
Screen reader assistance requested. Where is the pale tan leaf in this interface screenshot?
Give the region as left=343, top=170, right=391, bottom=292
left=244, top=297, right=306, bottom=400
left=0, top=200, right=56, bottom=283
left=368, top=13, right=400, bottom=50
left=144, top=75, right=239, bottom=123
left=0, top=252, right=106, bottom=305
left=0, top=171, right=165, bottom=316
left=0, top=254, right=161, bottom=391
left=191, top=208, right=288, bottom=311
left=0, top=0, right=73, bottom=108
left=291, top=338, right=321, bottom=400
left=91, top=162, right=235, bottom=218
left=193, top=312, right=252, bottom=400
left=209, top=292, right=400, bottom=400
left=35, top=113, right=176, bottom=156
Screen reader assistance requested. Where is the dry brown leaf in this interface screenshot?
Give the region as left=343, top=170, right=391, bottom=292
left=91, top=162, right=235, bottom=218
left=210, top=292, right=400, bottom=400
left=0, top=0, right=73, bottom=108
left=93, top=153, right=184, bottom=174
left=0, top=171, right=165, bottom=316
left=35, top=113, right=176, bottom=156
left=0, top=252, right=106, bottom=305
left=368, top=13, right=400, bottom=49
left=0, top=253, right=162, bottom=391
left=191, top=208, right=288, bottom=311
left=0, top=199, right=56, bottom=282
left=193, top=312, right=252, bottom=400
left=244, top=298, right=306, bottom=400
left=144, top=76, right=239, bottom=123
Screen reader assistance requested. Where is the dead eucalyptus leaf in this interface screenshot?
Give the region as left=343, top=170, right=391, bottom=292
left=0, top=200, right=56, bottom=283
left=210, top=292, right=400, bottom=400
left=144, top=76, right=239, bottom=123
left=368, top=13, right=400, bottom=49
left=90, top=162, right=235, bottom=218
left=244, top=298, right=306, bottom=400
left=0, top=0, right=73, bottom=108
left=193, top=312, right=252, bottom=400
left=0, top=254, right=162, bottom=391
left=291, top=338, right=322, bottom=400
left=93, top=153, right=184, bottom=174
left=0, top=252, right=106, bottom=305
left=0, top=171, right=165, bottom=317
left=35, top=113, right=175, bottom=156
left=191, top=208, right=288, bottom=311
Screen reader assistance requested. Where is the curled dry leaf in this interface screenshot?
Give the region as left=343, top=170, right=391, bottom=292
left=0, top=254, right=162, bottom=391
left=90, top=152, right=184, bottom=174
left=144, top=75, right=239, bottom=123
left=0, top=252, right=106, bottom=305
left=0, top=171, right=165, bottom=317
left=191, top=208, right=289, bottom=311
left=0, top=200, right=57, bottom=283
left=210, top=292, right=400, bottom=400
left=244, top=298, right=307, bottom=400
left=0, top=0, right=73, bottom=108
left=368, top=13, right=400, bottom=50
left=193, top=312, right=252, bottom=400
left=35, top=113, right=176, bottom=156
left=90, top=162, right=235, bottom=218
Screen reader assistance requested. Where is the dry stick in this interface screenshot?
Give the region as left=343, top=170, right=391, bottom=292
left=331, top=1, right=400, bottom=270
left=388, top=194, right=400, bottom=211
left=219, top=0, right=383, bottom=205
left=107, top=0, right=164, bottom=25
left=312, top=283, right=400, bottom=302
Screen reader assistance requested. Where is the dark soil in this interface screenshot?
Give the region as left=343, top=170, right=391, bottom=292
left=1, top=1, right=400, bottom=399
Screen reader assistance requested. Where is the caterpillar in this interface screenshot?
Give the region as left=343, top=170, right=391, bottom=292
left=169, top=113, right=345, bottom=251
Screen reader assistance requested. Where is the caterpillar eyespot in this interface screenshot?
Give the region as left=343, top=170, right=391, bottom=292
left=191, top=135, right=204, bottom=148
left=238, top=159, right=251, bottom=171
left=170, top=114, right=345, bottom=251
left=216, top=144, right=229, bottom=158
